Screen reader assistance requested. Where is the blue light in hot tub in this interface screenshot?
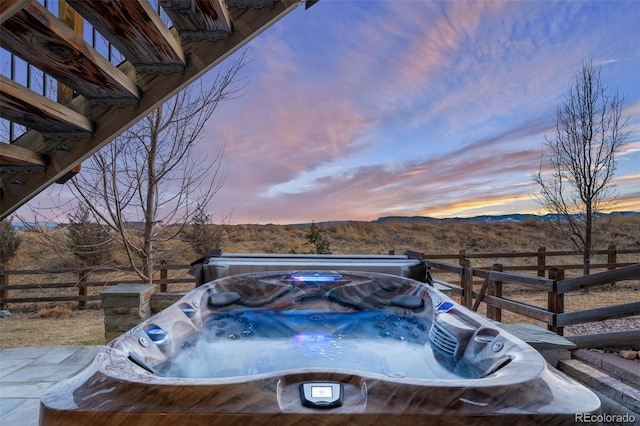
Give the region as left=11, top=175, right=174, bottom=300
left=180, top=304, right=197, bottom=318
left=146, top=325, right=170, bottom=345
left=292, top=333, right=333, bottom=343
left=437, top=301, right=454, bottom=313
left=289, top=272, right=342, bottom=282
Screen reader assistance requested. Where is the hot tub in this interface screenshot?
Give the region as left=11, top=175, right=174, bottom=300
left=40, top=271, right=600, bottom=425
left=199, top=252, right=429, bottom=283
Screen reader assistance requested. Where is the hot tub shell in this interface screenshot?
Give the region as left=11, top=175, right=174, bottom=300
left=200, top=252, right=430, bottom=283
left=40, top=270, right=600, bottom=425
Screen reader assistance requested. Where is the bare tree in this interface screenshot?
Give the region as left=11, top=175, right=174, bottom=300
left=70, top=54, right=247, bottom=282
left=533, top=61, right=629, bottom=275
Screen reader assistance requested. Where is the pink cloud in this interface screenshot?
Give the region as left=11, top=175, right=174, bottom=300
left=200, top=46, right=373, bottom=194
left=218, top=141, right=544, bottom=223
left=193, top=1, right=639, bottom=224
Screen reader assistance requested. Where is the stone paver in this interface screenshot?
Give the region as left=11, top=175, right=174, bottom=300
left=0, top=345, right=101, bottom=426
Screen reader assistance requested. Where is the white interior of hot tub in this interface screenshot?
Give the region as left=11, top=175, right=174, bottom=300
left=154, top=309, right=488, bottom=380
left=107, top=272, right=546, bottom=388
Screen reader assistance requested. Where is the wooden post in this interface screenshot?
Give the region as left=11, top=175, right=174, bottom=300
left=388, top=250, right=395, bottom=255
left=54, top=0, right=83, bottom=184
left=537, top=247, right=546, bottom=277
left=460, top=259, right=473, bottom=308
left=607, top=244, right=617, bottom=287
left=78, top=269, right=88, bottom=309
left=458, top=249, right=466, bottom=264
left=487, top=263, right=503, bottom=322
left=607, top=244, right=617, bottom=269
left=0, top=265, right=8, bottom=310
left=160, top=260, right=168, bottom=293
left=548, top=267, right=565, bottom=336
left=57, top=1, right=83, bottom=105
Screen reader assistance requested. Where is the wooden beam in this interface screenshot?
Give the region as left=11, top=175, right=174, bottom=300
left=557, top=264, right=640, bottom=293
left=488, top=270, right=554, bottom=290
left=471, top=276, right=490, bottom=312
left=57, top=0, right=83, bottom=105
left=227, top=0, right=276, bottom=8
left=483, top=294, right=555, bottom=324
left=566, top=330, right=640, bottom=349
left=0, top=1, right=140, bottom=102
left=67, top=0, right=185, bottom=73
left=556, top=302, right=640, bottom=327
left=0, top=1, right=303, bottom=219
left=0, top=0, right=30, bottom=25
left=56, top=0, right=86, bottom=178
left=0, top=75, right=93, bottom=135
left=0, top=143, right=47, bottom=167
left=161, top=0, right=232, bottom=40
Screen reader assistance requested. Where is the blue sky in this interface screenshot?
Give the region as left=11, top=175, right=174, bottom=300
left=192, top=0, right=640, bottom=224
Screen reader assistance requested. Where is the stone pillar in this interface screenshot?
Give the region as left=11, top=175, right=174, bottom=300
left=150, top=292, right=186, bottom=315
left=101, top=284, right=155, bottom=342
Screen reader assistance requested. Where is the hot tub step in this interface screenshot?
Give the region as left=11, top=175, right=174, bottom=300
left=571, top=348, right=640, bottom=390
left=559, top=359, right=640, bottom=415
left=497, top=323, right=575, bottom=367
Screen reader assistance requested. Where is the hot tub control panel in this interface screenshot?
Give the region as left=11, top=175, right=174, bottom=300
left=300, top=382, right=343, bottom=408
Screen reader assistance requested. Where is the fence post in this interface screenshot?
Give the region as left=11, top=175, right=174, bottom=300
left=460, top=259, right=473, bottom=308
left=78, top=269, right=88, bottom=309
left=160, top=260, right=168, bottom=293
left=607, top=244, right=617, bottom=287
left=537, top=247, right=546, bottom=277
left=487, top=263, right=503, bottom=322
left=458, top=249, right=466, bottom=264
left=548, top=267, right=565, bottom=336
left=0, top=265, right=7, bottom=310
left=388, top=250, right=395, bottom=255
left=607, top=244, right=617, bottom=269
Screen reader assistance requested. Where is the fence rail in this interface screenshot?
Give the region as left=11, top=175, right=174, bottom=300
left=426, top=261, right=640, bottom=337
left=0, top=262, right=193, bottom=308
left=1, top=246, right=638, bottom=342
left=422, top=245, right=637, bottom=276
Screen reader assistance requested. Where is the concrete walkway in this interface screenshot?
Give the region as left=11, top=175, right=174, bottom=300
left=0, top=345, right=102, bottom=426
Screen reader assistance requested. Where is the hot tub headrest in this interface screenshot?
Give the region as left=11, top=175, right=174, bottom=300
left=208, top=291, right=242, bottom=307
left=401, top=251, right=428, bottom=283
left=189, top=249, right=223, bottom=287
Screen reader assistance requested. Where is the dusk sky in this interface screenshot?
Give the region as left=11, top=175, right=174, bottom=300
left=193, top=0, right=640, bottom=224
left=21, top=0, right=640, bottom=225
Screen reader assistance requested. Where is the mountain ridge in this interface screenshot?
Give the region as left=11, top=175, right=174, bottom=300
left=299, top=211, right=640, bottom=227
left=10, top=211, right=639, bottom=228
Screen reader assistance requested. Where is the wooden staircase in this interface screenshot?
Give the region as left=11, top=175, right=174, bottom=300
left=0, top=0, right=314, bottom=218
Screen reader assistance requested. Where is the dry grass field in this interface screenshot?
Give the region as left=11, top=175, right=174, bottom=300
left=7, top=215, right=640, bottom=268
left=1, top=215, right=638, bottom=348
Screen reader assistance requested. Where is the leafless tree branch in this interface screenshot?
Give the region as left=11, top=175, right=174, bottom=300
left=64, top=52, right=248, bottom=282
left=533, top=61, right=629, bottom=275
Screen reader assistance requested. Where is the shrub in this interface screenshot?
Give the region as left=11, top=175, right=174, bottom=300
left=182, top=204, right=225, bottom=256
left=67, top=205, right=113, bottom=266
left=37, top=305, right=74, bottom=318
left=0, top=218, right=22, bottom=266
left=304, top=222, right=331, bottom=254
